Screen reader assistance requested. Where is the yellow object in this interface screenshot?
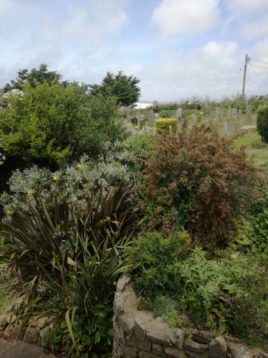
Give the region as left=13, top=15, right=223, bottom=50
left=156, top=117, right=177, bottom=134
left=26, top=188, right=34, bottom=196
left=52, top=175, right=59, bottom=182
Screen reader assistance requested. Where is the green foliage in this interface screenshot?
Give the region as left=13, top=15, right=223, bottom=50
left=139, top=125, right=261, bottom=249
left=252, top=208, right=268, bottom=254
left=156, top=118, right=177, bottom=134
left=90, top=71, right=140, bottom=107
left=239, top=188, right=268, bottom=255
left=0, top=82, right=126, bottom=166
left=3, top=64, right=62, bottom=92
left=257, top=107, right=268, bottom=143
left=0, top=139, right=5, bottom=166
left=77, top=94, right=127, bottom=158
left=1, top=183, right=137, bottom=356
left=129, top=232, right=268, bottom=341
left=0, top=145, right=137, bottom=216
left=128, top=231, right=191, bottom=297
left=140, top=296, right=183, bottom=328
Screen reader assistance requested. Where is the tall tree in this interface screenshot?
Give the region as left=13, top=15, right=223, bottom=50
left=90, top=71, right=140, bottom=107
left=3, top=64, right=62, bottom=92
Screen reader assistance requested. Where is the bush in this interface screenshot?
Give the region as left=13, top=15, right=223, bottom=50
left=0, top=144, right=137, bottom=216
left=128, top=232, right=268, bottom=341
left=236, top=187, right=268, bottom=255
left=128, top=231, right=190, bottom=297
left=0, top=82, right=126, bottom=167
left=257, top=107, right=268, bottom=143
left=1, top=182, right=137, bottom=356
left=156, top=118, right=177, bottom=134
left=139, top=125, right=261, bottom=249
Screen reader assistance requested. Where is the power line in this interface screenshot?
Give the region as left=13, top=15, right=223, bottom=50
left=241, top=54, right=268, bottom=98
left=249, top=66, right=265, bottom=76
left=249, top=57, right=268, bottom=66
left=248, top=63, right=268, bottom=71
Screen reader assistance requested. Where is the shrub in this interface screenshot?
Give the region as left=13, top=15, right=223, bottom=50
left=237, top=187, right=268, bottom=255
left=128, top=232, right=268, bottom=341
left=0, top=145, right=137, bottom=216
left=257, top=107, right=268, bottom=143
left=139, top=125, right=261, bottom=249
left=156, top=117, right=177, bottom=134
left=1, top=183, right=137, bottom=356
left=128, top=231, right=190, bottom=297
left=0, top=82, right=126, bottom=166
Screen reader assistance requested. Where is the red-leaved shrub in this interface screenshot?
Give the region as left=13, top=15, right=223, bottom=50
left=139, top=125, right=261, bottom=249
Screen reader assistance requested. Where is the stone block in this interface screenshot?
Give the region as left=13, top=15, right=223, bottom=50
left=251, top=348, right=268, bottom=358
left=133, top=321, right=147, bottom=341
left=119, top=313, right=135, bottom=335
left=122, top=345, right=137, bottom=358
left=165, top=346, right=186, bottom=357
left=117, top=277, right=131, bottom=292
left=147, top=327, right=173, bottom=346
left=126, top=335, right=151, bottom=352
left=192, top=330, right=214, bottom=345
left=114, top=292, right=125, bottom=316
left=185, top=352, right=209, bottom=358
left=173, top=328, right=185, bottom=349
left=209, top=336, right=227, bottom=358
left=184, top=338, right=208, bottom=353
left=139, top=352, right=161, bottom=358
left=227, top=342, right=252, bottom=358
left=152, top=343, right=163, bottom=354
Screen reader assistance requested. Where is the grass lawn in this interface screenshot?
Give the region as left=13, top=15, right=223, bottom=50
left=233, top=130, right=268, bottom=174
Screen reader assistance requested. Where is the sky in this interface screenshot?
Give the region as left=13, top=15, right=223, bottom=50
left=0, top=0, right=268, bottom=101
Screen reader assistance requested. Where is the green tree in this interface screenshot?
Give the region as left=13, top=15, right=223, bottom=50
left=3, top=64, right=62, bottom=92
left=90, top=71, right=140, bottom=107
left=0, top=82, right=125, bottom=166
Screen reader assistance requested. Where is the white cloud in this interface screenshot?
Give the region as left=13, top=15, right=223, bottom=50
left=1, top=1, right=268, bottom=100
left=241, top=14, right=268, bottom=37
left=250, top=39, right=268, bottom=63
left=137, top=41, right=244, bottom=100
left=0, top=0, right=129, bottom=43
left=62, top=0, right=128, bottom=41
left=126, top=64, right=143, bottom=76
left=228, top=0, right=268, bottom=12
left=151, top=0, right=220, bottom=36
left=0, top=0, right=11, bottom=13
left=0, top=0, right=17, bottom=18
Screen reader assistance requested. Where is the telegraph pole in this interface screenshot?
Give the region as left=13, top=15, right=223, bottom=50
left=241, top=54, right=250, bottom=99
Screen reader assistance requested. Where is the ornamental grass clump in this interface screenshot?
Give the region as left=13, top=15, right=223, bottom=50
left=0, top=183, right=137, bottom=356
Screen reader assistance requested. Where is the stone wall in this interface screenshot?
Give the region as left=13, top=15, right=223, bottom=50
left=113, top=277, right=268, bottom=358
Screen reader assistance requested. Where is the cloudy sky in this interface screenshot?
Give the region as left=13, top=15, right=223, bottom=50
left=0, top=0, right=268, bottom=101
